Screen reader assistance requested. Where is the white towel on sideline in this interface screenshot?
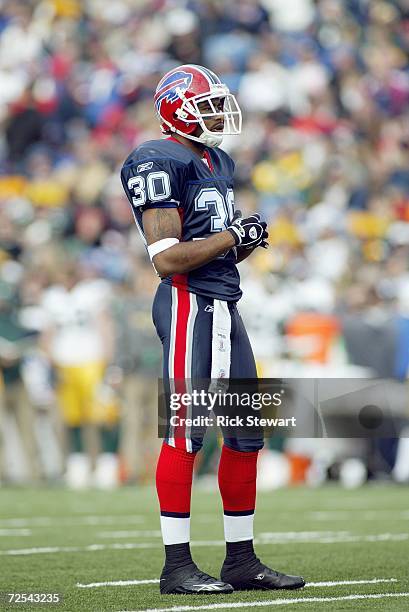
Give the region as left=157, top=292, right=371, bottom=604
left=209, top=299, right=231, bottom=393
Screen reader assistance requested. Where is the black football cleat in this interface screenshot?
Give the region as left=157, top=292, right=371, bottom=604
left=160, top=564, right=234, bottom=595
left=221, top=559, right=305, bottom=591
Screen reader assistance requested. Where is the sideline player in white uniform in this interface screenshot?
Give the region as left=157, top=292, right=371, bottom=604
left=40, top=265, right=118, bottom=489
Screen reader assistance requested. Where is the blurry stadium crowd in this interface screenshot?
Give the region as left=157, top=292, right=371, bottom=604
left=0, top=0, right=408, bottom=486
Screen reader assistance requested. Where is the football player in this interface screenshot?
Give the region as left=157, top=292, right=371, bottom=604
left=121, top=64, right=305, bottom=595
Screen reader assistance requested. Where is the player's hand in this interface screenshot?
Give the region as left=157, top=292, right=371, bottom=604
left=227, top=210, right=269, bottom=250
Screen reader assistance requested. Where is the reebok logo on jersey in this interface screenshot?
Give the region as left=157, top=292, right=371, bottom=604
left=137, top=161, right=154, bottom=173
left=204, top=305, right=214, bottom=312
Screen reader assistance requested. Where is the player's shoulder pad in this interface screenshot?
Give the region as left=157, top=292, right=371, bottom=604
left=122, top=139, right=191, bottom=171
left=121, top=139, right=187, bottom=208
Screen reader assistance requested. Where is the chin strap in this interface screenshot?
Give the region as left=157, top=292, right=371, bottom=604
left=198, top=131, right=223, bottom=148
left=161, top=121, right=223, bottom=148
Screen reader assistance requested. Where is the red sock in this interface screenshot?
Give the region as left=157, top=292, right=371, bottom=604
left=156, top=442, right=196, bottom=545
left=218, top=445, right=259, bottom=542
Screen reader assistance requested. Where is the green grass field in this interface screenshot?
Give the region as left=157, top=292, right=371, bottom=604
left=1, top=484, right=408, bottom=611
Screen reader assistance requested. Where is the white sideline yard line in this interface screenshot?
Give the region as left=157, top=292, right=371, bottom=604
left=2, top=510, right=408, bottom=528
left=308, top=578, right=397, bottom=587
left=0, top=515, right=145, bottom=527
left=120, top=592, right=409, bottom=612
left=88, top=528, right=409, bottom=544
left=0, top=529, right=31, bottom=536
left=258, top=531, right=350, bottom=540
left=257, top=532, right=409, bottom=544
left=1, top=533, right=409, bottom=555
left=310, top=510, right=409, bottom=521
left=97, top=531, right=162, bottom=538
left=0, top=543, right=163, bottom=556
left=76, top=578, right=397, bottom=589
left=78, top=579, right=160, bottom=588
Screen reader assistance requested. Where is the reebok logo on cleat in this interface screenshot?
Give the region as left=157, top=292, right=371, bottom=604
left=255, top=573, right=265, bottom=580
left=193, top=584, right=224, bottom=591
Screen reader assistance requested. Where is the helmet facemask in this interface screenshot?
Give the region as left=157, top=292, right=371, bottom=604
left=161, top=84, right=242, bottom=147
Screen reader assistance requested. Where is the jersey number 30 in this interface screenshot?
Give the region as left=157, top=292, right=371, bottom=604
left=128, top=175, right=234, bottom=232
left=128, top=171, right=171, bottom=206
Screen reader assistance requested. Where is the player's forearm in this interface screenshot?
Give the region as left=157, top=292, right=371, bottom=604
left=153, top=231, right=236, bottom=277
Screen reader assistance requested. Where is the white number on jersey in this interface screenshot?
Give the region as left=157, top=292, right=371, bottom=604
left=128, top=171, right=171, bottom=207
left=194, top=187, right=234, bottom=232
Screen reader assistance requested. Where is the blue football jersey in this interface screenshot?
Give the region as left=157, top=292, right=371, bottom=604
left=121, top=138, right=242, bottom=301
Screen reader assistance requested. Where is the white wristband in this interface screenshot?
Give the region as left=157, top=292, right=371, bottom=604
left=147, top=238, right=179, bottom=261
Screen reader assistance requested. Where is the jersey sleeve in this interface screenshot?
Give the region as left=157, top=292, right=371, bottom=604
left=121, top=155, right=186, bottom=213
